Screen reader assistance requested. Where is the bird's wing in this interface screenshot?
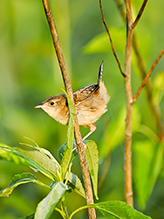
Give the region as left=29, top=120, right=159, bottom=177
left=73, top=84, right=99, bottom=106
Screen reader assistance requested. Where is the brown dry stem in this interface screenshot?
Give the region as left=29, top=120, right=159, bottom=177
left=100, top=0, right=134, bottom=206
left=42, top=0, right=96, bottom=218
left=124, top=0, right=134, bottom=207
left=132, top=0, right=148, bottom=29
left=132, top=48, right=164, bottom=104
left=114, top=0, right=164, bottom=206
left=99, top=0, right=125, bottom=77
left=115, top=0, right=164, bottom=141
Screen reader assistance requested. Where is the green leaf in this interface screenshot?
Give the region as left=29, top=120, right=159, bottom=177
left=83, top=27, right=125, bottom=54
left=58, top=140, right=78, bottom=162
left=85, top=140, right=99, bottom=199
left=92, top=201, right=152, bottom=219
left=0, top=172, right=50, bottom=197
left=40, top=148, right=61, bottom=169
left=0, top=144, right=61, bottom=181
left=58, top=143, right=85, bottom=198
left=0, top=144, right=29, bottom=166
left=60, top=90, right=75, bottom=180
left=67, top=172, right=85, bottom=198
left=133, top=140, right=163, bottom=209
left=69, top=201, right=152, bottom=219
left=35, top=181, right=68, bottom=219
left=14, top=148, right=61, bottom=181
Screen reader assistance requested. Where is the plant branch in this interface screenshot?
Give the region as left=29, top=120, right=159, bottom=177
left=124, top=0, right=133, bottom=207
left=42, top=1, right=96, bottom=218
left=101, top=0, right=134, bottom=206
left=115, top=0, right=164, bottom=142
left=42, top=0, right=72, bottom=97
left=99, top=0, right=126, bottom=77
left=132, top=48, right=164, bottom=104
left=132, top=0, right=148, bottom=29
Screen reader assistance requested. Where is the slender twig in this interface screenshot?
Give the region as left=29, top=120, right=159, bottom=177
left=42, top=1, right=96, bottom=218
left=124, top=0, right=133, bottom=207
left=132, top=0, right=148, bottom=29
left=99, top=0, right=126, bottom=77
left=115, top=0, right=164, bottom=141
left=132, top=48, right=164, bottom=104
left=42, top=0, right=72, bottom=97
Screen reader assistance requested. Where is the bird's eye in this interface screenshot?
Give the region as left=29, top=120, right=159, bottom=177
left=50, top=101, right=54, bottom=106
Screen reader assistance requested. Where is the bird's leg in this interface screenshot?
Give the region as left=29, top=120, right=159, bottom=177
left=82, top=124, right=96, bottom=141
left=72, top=124, right=96, bottom=152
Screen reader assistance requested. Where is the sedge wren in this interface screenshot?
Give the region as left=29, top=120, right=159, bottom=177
left=35, top=61, right=110, bottom=141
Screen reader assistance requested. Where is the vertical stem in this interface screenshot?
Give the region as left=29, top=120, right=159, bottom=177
left=42, top=0, right=73, bottom=98
left=124, top=0, right=133, bottom=207
left=74, top=126, right=96, bottom=218
left=42, top=1, right=96, bottom=218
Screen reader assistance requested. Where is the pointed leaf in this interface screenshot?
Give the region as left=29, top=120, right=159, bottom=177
left=67, top=172, right=85, bottom=198
left=41, top=148, right=61, bottom=169
left=91, top=201, right=152, bottom=219
left=0, top=144, right=61, bottom=181
left=0, top=144, right=29, bottom=166
left=35, top=181, right=68, bottom=219
left=0, top=172, right=50, bottom=197
left=85, top=140, right=99, bottom=199
left=14, top=149, right=61, bottom=181
left=58, top=143, right=85, bottom=198
left=69, top=201, right=151, bottom=219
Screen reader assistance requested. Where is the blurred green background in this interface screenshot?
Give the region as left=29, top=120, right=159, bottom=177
left=0, top=0, right=164, bottom=218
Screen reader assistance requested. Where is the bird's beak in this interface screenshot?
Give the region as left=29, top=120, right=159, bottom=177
left=35, top=104, right=42, bottom=109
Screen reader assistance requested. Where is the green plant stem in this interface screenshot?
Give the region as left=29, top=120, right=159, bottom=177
left=61, top=199, right=69, bottom=219
left=69, top=205, right=89, bottom=219
left=55, top=207, right=67, bottom=219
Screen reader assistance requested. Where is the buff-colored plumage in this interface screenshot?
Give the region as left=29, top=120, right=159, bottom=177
left=35, top=61, right=110, bottom=140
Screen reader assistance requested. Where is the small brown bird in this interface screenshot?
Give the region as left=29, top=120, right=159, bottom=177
left=35, top=61, right=110, bottom=141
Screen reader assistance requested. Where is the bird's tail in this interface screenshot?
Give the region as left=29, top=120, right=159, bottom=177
left=97, top=60, right=103, bottom=86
